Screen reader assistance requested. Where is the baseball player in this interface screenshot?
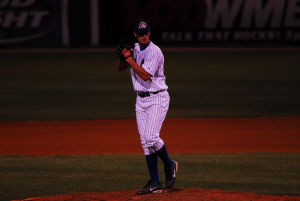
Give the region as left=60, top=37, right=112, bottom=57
left=116, top=19, right=178, bottom=195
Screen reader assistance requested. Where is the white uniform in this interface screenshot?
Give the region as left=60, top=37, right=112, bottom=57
left=130, top=41, right=170, bottom=155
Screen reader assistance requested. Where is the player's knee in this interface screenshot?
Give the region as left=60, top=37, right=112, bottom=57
left=145, top=137, right=157, bottom=146
left=144, top=137, right=163, bottom=150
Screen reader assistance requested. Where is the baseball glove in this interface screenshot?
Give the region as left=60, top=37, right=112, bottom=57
left=119, top=37, right=135, bottom=50
left=115, top=37, right=135, bottom=60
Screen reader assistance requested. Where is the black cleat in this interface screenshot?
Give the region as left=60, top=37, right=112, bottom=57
left=164, top=160, right=178, bottom=189
left=136, top=180, right=163, bottom=195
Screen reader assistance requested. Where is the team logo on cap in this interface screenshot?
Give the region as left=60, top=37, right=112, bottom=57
left=139, top=22, right=147, bottom=29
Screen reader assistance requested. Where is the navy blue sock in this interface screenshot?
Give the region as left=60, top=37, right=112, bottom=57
left=145, top=153, right=160, bottom=183
left=157, top=144, right=173, bottom=168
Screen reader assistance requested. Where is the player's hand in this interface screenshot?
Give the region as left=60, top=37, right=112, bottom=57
left=115, top=37, right=134, bottom=61
left=115, top=47, right=132, bottom=61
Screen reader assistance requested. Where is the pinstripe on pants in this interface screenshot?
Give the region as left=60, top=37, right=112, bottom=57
left=135, top=91, right=170, bottom=155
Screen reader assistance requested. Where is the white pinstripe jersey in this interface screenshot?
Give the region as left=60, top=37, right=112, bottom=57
left=130, top=41, right=168, bottom=92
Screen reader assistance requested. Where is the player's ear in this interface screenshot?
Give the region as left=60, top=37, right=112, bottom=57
left=134, top=32, right=137, bottom=38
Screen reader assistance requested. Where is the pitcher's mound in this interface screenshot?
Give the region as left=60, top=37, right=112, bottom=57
left=16, top=188, right=300, bottom=201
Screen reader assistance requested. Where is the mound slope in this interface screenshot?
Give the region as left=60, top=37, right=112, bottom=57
left=15, top=188, right=300, bottom=201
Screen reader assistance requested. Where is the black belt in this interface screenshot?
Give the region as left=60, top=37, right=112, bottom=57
left=137, top=91, right=160, bottom=98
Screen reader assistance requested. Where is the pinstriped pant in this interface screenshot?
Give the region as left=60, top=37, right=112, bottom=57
left=135, top=91, right=170, bottom=155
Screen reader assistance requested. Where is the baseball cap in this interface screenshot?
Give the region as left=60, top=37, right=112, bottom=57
left=134, top=20, right=151, bottom=34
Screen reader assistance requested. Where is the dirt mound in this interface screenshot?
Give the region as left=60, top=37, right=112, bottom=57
left=15, top=188, right=300, bottom=201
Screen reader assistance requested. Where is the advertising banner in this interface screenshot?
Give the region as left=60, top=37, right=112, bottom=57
left=0, top=0, right=69, bottom=47
left=104, top=0, right=300, bottom=45
left=0, top=0, right=299, bottom=47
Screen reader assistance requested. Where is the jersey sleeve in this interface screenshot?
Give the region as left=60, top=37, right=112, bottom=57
left=142, top=48, right=163, bottom=76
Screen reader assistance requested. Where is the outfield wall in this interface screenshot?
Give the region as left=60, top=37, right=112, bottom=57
left=1, top=0, right=300, bottom=47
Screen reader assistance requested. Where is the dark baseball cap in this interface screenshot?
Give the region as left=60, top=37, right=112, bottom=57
left=134, top=20, right=151, bottom=34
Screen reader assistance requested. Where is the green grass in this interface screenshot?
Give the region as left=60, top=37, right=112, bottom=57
left=0, top=154, right=300, bottom=201
left=1, top=50, right=300, bottom=122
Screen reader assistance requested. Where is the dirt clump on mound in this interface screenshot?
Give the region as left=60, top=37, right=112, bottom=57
left=16, top=188, right=300, bottom=201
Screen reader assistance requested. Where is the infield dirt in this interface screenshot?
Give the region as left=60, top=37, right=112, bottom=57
left=1, top=117, right=299, bottom=155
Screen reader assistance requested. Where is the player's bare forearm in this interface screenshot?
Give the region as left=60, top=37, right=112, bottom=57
left=125, top=57, right=151, bottom=81
left=117, top=59, right=128, bottom=71
left=115, top=46, right=150, bottom=81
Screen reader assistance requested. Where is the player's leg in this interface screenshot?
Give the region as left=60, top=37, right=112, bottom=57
left=136, top=94, right=167, bottom=154
left=143, top=92, right=178, bottom=188
left=136, top=102, right=162, bottom=195
left=160, top=147, right=178, bottom=189
left=136, top=92, right=178, bottom=193
left=136, top=109, right=160, bottom=181
left=142, top=93, right=168, bottom=153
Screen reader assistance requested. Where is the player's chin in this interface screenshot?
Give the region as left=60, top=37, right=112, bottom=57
left=141, top=40, right=149, bottom=44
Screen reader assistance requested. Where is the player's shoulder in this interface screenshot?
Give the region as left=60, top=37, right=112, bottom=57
left=149, top=41, right=161, bottom=50
left=148, top=41, right=163, bottom=55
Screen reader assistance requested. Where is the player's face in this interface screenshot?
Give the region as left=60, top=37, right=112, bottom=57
left=135, top=32, right=150, bottom=46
